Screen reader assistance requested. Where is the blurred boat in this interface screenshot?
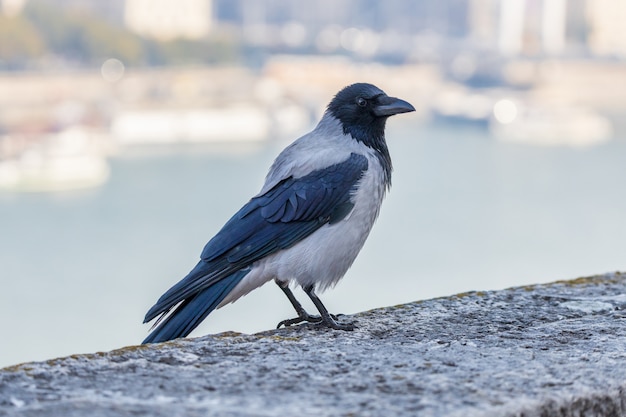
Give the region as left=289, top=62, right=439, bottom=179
left=430, top=88, right=493, bottom=128
left=0, top=127, right=110, bottom=192
left=110, top=102, right=312, bottom=146
left=111, top=106, right=271, bottom=145
left=489, top=101, right=613, bottom=147
left=431, top=86, right=613, bottom=147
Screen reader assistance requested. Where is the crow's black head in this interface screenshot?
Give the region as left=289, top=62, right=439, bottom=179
left=327, top=83, right=414, bottom=186
left=327, top=83, right=414, bottom=148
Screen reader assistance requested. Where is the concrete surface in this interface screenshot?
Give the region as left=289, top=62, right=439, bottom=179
left=1, top=272, right=625, bottom=416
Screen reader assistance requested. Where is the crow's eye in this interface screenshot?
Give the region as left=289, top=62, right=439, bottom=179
left=356, top=97, right=367, bottom=107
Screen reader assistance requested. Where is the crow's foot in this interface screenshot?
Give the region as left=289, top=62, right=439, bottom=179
left=277, top=312, right=323, bottom=328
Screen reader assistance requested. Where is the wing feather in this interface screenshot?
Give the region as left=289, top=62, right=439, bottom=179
left=145, top=153, right=368, bottom=320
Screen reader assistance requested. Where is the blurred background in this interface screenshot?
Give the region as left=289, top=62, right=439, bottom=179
left=1, top=0, right=625, bottom=368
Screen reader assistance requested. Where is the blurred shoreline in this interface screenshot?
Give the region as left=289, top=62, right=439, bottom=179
left=1, top=57, right=626, bottom=191
left=2, top=57, right=626, bottom=142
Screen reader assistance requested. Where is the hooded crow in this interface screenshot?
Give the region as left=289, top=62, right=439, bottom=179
left=142, top=83, right=415, bottom=343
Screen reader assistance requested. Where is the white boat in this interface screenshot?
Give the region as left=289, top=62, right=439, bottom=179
left=490, top=100, right=613, bottom=147
left=0, top=128, right=110, bottom=192
left=111, top=106, right=272, bottom=145
left=110, top=101, right=313, bottom=146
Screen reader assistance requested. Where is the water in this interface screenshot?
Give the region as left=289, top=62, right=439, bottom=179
left=1, top=121, right=625, bottom=368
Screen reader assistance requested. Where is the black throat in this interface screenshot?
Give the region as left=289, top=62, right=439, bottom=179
left=331, top=113, right=393, bottom=190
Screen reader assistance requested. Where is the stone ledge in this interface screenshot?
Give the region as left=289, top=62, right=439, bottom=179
left=1, top=272, right=625, bottom=417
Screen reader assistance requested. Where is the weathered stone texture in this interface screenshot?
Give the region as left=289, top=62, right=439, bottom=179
left=1, top=272, right=625, bottom=416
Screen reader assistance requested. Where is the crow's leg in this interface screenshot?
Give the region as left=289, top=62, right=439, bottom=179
left=275, top=280, right=323, bottom=328
left=303, top=285, right=354, bottom=331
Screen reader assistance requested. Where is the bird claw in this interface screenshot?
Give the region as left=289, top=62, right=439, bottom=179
left=277, top=313, right=323, bottom=328
left=325, top=316, right=356, bottom=331
left=277, top=312, right=355, bottom=331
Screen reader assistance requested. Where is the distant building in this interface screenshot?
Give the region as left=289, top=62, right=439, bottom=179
left=124, top=0, right=213, bottom=40
left=541, top=0, right=567, bottom=54
left=1, top=0, right=27, bottom=16
left=468, top=0, right=497, bottom=45
left=498, top=0, right=526, bottom=55
left=587, top=0, right=626, bottom=57
left=468, top=0, right=574, bottom=56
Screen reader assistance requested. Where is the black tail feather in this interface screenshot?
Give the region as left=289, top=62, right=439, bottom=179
left=142, top=269, right=249, bottom=344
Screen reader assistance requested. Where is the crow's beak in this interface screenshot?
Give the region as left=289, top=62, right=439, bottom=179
left=373, top=96, right=416, bottom=117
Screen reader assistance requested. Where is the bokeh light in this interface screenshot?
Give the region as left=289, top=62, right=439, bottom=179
left=493, top=99, right=518, bottom=124
left=100, top=58, right=125, bottom=83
